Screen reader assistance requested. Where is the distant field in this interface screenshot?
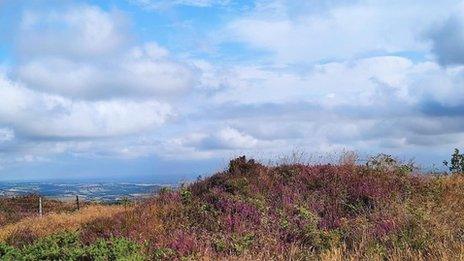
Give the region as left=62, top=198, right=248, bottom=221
left=0, top=182, right=166, bottom=202
left=1, top=156, right=463, bottom=260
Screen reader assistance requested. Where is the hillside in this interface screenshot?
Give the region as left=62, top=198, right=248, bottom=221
left=1, top=156, right=464, bottom=260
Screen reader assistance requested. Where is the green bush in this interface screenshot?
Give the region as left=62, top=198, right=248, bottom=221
left=0, top=243, right=19, bottom=259
left=18, top=232, right=85, bottom=260
left=444, top=148, right=464, bottom=173
left=224, top=177, right=249, bottom=195
left=0, top=232, right=147, bottom=261
left=366, top=153, right=415, bottom=175
left=86, top=237, right=145, bottom=261
left=180, top=188, right=192, bottom=204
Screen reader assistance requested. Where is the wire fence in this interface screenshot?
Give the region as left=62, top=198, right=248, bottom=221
left=0, top=195, right=82, bottom=218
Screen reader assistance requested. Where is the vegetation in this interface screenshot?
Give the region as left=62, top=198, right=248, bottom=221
left=0, top=195, right=80, bottom=227
left=1, top=153, right=464, bottom=260
left=444, top=148, right=464, bottom=173
left=0, top=205, right=126, bottom=243
left=0, top=232, right=145, bottom=260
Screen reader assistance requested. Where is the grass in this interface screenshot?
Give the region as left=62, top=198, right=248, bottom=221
left=0, top=205, right=127, bottom=246
left=0, top=195, right=81, bottom=227
left=1, top=155, right=464, bottom=260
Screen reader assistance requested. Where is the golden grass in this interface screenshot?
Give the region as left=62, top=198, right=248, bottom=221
left=0, top=205, right=128, bottom=242
left=202, top=243, right=464, bottom=261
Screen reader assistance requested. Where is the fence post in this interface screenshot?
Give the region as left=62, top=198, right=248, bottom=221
left=76, top=195, right=80, bottom=211
left=39, top=196, right=43, bottom=217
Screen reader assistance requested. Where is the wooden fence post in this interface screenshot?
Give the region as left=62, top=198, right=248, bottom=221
left=39, top=196, right=43, bottom=217
left=76, top=195, right=80, bottom=211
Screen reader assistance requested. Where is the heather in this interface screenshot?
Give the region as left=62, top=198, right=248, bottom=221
left=1, top=155, right=464, bottom=260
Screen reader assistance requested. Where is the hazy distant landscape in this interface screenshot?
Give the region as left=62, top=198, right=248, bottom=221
left=0, top=182, right=166, bottom=202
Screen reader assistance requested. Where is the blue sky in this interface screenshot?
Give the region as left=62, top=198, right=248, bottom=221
left=0, top=0, right=464, bottom=181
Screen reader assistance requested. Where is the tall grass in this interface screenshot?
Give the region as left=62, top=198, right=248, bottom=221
left=0, top=205, right=127, bottom=246
left=0, top=194, right=80, bottom=226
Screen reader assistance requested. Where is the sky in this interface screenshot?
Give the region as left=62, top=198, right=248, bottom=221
left=0, top=0, right=464, bottom=181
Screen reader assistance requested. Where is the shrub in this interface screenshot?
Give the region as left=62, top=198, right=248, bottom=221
left=180, top=188, right=192, bottom=204
left=0, top=243, right=18, bottom=259
left=86, top=237, right=146, bottom=260
left=228, top=156, right=260, bottom=175
left=444, top=148, right=464, bottom=173
left=212, top=233, right=255, bottom=255
left=0, top=232, right=147, bottom=260
left=224, top=177, right=250, bottom=195
left=366, top=153, right=415, bottom=174
left=16, top=232, right=86, bottom=260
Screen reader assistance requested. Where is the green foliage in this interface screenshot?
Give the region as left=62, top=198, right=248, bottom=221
left=444, top=148, right=464, bottom=173
left=298, top=206, right=323, bottom=248
left=159, top=187, right=172, bottom=195
left=152, top=247, right=176, bottom=260
left=86, top=237, right=146, bottom=260
left=366, top=153, right=415, bottom=175
left=297, top=206, right=319, bottom=222
left=0, top=232, right=147, bottom=261
left=0, top=243, right=18, bottom=259
left=366, top=153, right=397, bottom=169
left=364, top=242, right=388, bottom=259
left=294, top=206, right=341, bottom=250
left=228, top=156, right=259, bottom=175
left=318, top=229, right=342, bottom=250
left=388, top=207, right=432, bottom=251
left=212, top=233, right=254, bottom=255
left=180, top=188, right=192, bottom=204
left=117, top=197, right=131, bottom=206
left=224, top=177, right=249, bottom=195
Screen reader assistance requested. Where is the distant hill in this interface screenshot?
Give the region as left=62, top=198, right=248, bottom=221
left=0, top=182, right=165, bottom=202
left=1, top=156, right=463, bottom=260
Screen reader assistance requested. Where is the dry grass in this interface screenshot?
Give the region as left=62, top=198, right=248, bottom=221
left=0, top=194, right=80, bottom=226
left=0, top=205, right=128, bottom=243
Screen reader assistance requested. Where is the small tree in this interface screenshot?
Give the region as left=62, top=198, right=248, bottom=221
left=443, top=148, right=464, bottom=174
left=366, top=153, right=415, bottom=174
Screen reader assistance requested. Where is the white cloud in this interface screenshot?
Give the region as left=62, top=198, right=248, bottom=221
left=0, top=128, right=14, bottom=143
left=152, top=126, right=286, bottom=160
left=15, top=4, right=197, bottom=100
left=19, top=5, right=129, bottom=58
left=17, top=43, right=196, bottom=99
left=130, top=0, right=229, bottom=10
left=227, top=0, right=458, bottom=63
left=0, top=73, right=172, bottom=139
left=201, top=127, right=259, bottom=150
left=158, top=54, right=464, bottom=161
left=177, top=127, right=259, bottom=151
left=209, top=56, right=416, bottom=106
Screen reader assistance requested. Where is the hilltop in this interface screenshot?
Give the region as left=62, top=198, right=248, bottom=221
left=1, top=155, right=464, bottom=260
